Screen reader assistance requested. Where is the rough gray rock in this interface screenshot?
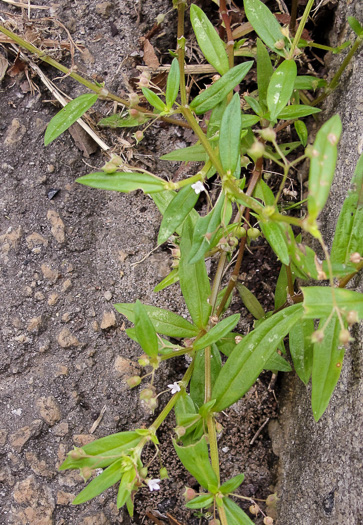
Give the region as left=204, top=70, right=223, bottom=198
left=274, top=2, right=363, bottom=524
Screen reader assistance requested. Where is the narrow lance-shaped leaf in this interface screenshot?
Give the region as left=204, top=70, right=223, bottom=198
left=267, top=60, right=297, bottom=121
left=134, top=300, right=158, bottom=358
left=294, top=120, right=308, bottom=147
left=158, top=186, right=199, bottom=245
left=331, top=153, right=363, bottom=264
left=244, top=0, right=286, bottom=56
left=236, top=283, right=265, bottom=320
left=190, top=4, right=229, bottom=75
left=45, top=93, right=98, bottom=145
left=193, top=314, right=240, bottom=351
left=153, top=268, right=179, bottom=293
left=277, top=105, right=321, bottom=119
left=311, top=314, right=345, bottom=421
left=289, top=318, right=314, bottom=385
left=186, top=493, right=214, bottom=509
left=76, top=171, right=166, bottom=194
left=72, top=459, right=123, bottom=505
left=165, top=58, right=180, bottom=108
left=260, top=219, right=290, bottom=265
left=307, top=114, right=342, bottom=219
left=161, top=143, right=206, bottom=162
left=223, top=496, right=255, bottom=525
left=220, top=474, right=245, bottom=495
left=256, top=38, right=273, bottom=109
left=179, top=216, right=211, bottom=328
left=302, top=287, right=363, bottom=319
left=191, top=344, right=222, bottom=408
left=173, top=437, right=218, bottom=490
left=115, top=303, right=199, bottom=338
left=212, top=304, right=303, bottom=411
left=98, top=113, right=149, bottom=128
left=219, top=93, right=242, bottom=174
left=142, top=87, right=166, bottom=112
left=190, top=61, right=253, bottom=115
left=117, top=469, right=136, bottom=509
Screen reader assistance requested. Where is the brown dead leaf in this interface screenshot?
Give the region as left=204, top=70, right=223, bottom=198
left=0, top=55, right=8, bottom=82
left=69, top=123, right=98, bottom=157
left=8, top=56, right=26, bottom=77
left=143, top=38, right=160, bottom=70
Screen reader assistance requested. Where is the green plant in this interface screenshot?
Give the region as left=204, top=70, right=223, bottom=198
left=3, top=1, right=362, bottom=523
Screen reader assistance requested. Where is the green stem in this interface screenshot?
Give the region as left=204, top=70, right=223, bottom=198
left=288, top=0, right=315, bottom=59
left=271, top=212, right=303, bottom=227
left=0, top=24, right=190, bottom=130
left=339, top=260, right=363, bottom=288
left=176, top=1, right=188, bottom=106
left=149, top=358, right=194, bottom=432
left=311, top=36, right=363, bottom=106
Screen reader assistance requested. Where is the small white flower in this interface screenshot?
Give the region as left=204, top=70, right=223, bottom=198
left=191, top=181, right=205, bottom=194
left=167, top=382, right=181, bottom=394
left=147, top=478, right=161, bottom=492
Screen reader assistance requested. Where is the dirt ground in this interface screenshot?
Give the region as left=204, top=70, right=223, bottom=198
left=0, top=1, right=342, bottom=524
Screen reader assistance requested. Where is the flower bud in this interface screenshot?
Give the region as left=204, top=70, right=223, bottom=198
left=210, top=315, right=219, bottom=325
left=175, top=426, right=186, bottom=438
left=274, top=39, right=285, bottom=50
left=249, top=504, right=260, bottom=515
left=134, top=130, right=144, bottom=142
left=129, top=92, right=139, bottom=107
left=184, top=338, right=194, bottom=348
left=235, top=335, right=243, bottom=344
left=350, top=252, right=361, bottom=264
left=346, top=310, right=359, bottom=325
left=281, top=26, right=290, bottom=38
left=140, top=388, right=154, bottom=400
left=266, top=493, right=279, bottom=506
left=260, top=127, right=276, bottom=142
left=139, top=467, right=148, bottom=478
left=183, top=487, right=196, bottom=502
left=215, top=421, right=223, bottom=433
left=159, top=467, right=168, bottom=479
left=247, top=227, right=260, bottom=240
left=264, top=517, right=274, bottom=525
left=311, top=330, right=324, bottom=344
left=127, top=375, right=141, bottom=388
left=212, top=74, right=221, bottom=83
left=339, top=329, right=352, bottom=345
left=69, top=447, right=86, bottom=460
left=156, top=13, right=165, bottom=25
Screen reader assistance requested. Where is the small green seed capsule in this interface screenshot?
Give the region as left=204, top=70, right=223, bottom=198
left=183, top=487, right=196, bottom=502
left=139, top=467, right=148, bottom=479
left=260, top=127, right=276, bottom=142
left=159, top=467, right=168, bottom=479
left=138, top=355, right=150, bottom=367
left=274, top=39, right=285, bottom=50
left=346, top=310, right=359, bottom=325
left=311, top=330, right=324, bottom=344
left=247, top=227, right=260, bottom=240
left=266, top=493, right=279, bottom=506
left=69, top=447, right=86, bottom=460
left=339, top=329, right=352, bottom=345
left=175, top=426, right=186, bottom=438
left=263, top=517, right=274, bottom=525
left=80, top=467, right=93, bottom=481
left=249, top=504, right=259, bottom=515
left=127, top=375, right=141, bottom=388
left=140, top=388, right=154, bottom=400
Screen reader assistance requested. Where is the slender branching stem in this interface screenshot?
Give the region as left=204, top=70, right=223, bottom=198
left=288, top=0, right=315, bottom=60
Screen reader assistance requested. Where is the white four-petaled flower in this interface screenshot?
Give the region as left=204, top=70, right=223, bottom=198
left=167, top=382, right=181, bottom=394
left=191, top=181, right=205, bottom=194
left=147, top=478, right=161, bottom=492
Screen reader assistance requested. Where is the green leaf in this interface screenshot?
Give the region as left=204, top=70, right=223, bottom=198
left=348, top=16, right=363, bottom=37
left=212, top=304, right=303, bottom=411
left=126, top=496, right=134, bottom=517
left=173, top=437, right=218, bottom=490
left=311, top=314, right=345, bottom=421
left=190, top=61, right=253, bottom=115
left=188, top=192, right=225, bottom=264
left=307, top=114, right=342, bottom=219
left=274, top=264, right=289, bottom=310
left=254, top=179, right=275, bottom=206
left=277, top=105, right=321, bottom=119
left=244, top=0, right=286, bottom=56
left=154, top=269, right=179, bottom=292
left=115, top=303, right=199, bottom=338
left=179, top=217, right=211, bottom=328
left=302, top=287, right=363, bottom=319
left=220, top=474, right=245, bottom=495
left=207, top=99, right=228, bottom=139
left=294, top=76, right=327, bottom=90
left=223, top=496, right=255, bottom=525
left=267, top=60, right=297, bottom=121
left=142, top=87, right=165, bottom=112
left=259, top=220, right=290, bottom=265
left=117, top=469, right=135, bottom=509
left=161, top=143, right=207, bottom=162
left=98, top=113, right=149, bottom=128
left=289, top=318, right=314, bottom=384
left=158, top=186, right=199, bottom=244
left=241, top=114, right=260, bottom=128
left=45, top=93, right=98, bottom=146
left=76, top=171, right=165, bottom=194
left=60, top=431, right=142, bottom=471
left=216, top=332, right=239, bottom=357
left=294, top=120, right=308, bottom=146
left=72, top=459, right=123, bottom=505
left=266, top=141, right=300, bottom=160
left=185, top=493, right=214, bottom=509
left=244, top=95, right=263, bottom=116
left=256, top=38, right=274, bottom=109
left=193, top=314, right=240, bottom=351
left=190, top=4, right=229, bottom=75
left=166, top=58, right=180, bottom=108
left=265, top=351, right=292, bottom=372
left=191, top=344, right=222, bottom=408
left=219, top=93, right=242, bottom=174
left=236, top=283, right=265, bottom=320
left=134, top=300, right=158, bottom=358
left=331, top=153, right=363, bottom=264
